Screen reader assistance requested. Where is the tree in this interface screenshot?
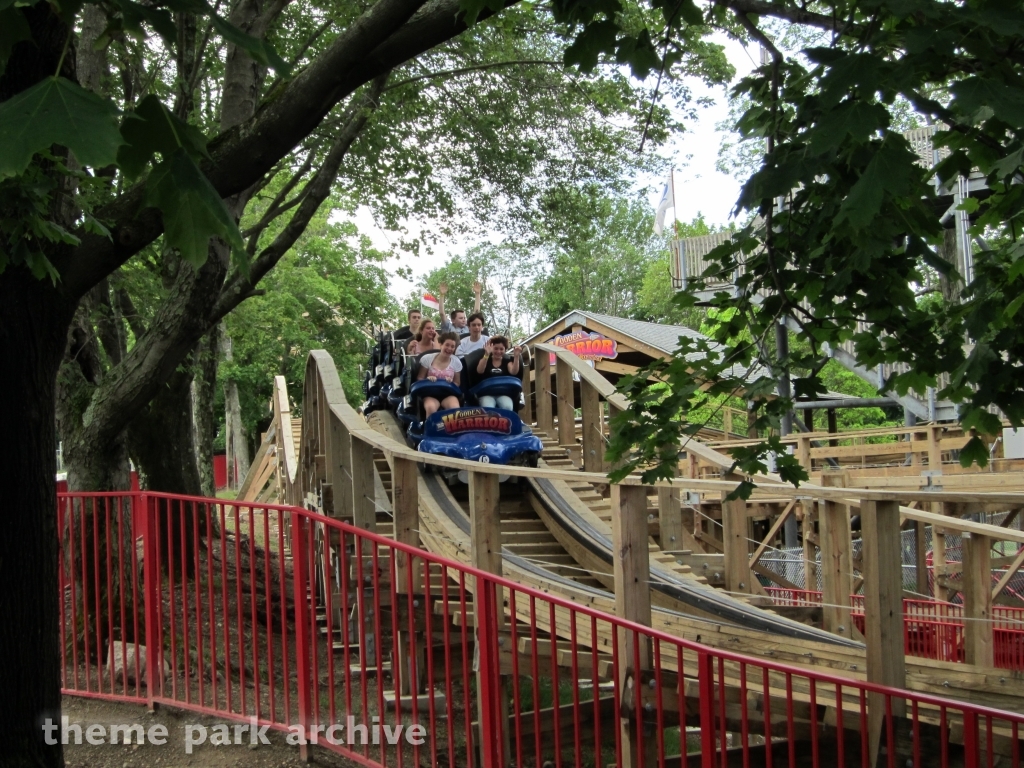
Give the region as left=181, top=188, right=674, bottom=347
left=1, top=0, right=730, bottom=761
left=420, top=242, right=538, bottom=336
left=526, top=188, right=667, bottom=323
left=608, top=0, right=1024, bottom=489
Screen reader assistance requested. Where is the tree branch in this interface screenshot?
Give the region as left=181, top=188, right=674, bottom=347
left=62, top=0, right=510, bottom=300
left=212, top=73, right=389, bottom=322
left=242, top=150, right=316, bottom=252
left=384, top=59, right=562, bottom=91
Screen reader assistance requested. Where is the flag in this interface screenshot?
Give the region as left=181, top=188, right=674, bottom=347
left=421, top=293, right=440, bottom=310
left=653, top=180, right=674, bottom=236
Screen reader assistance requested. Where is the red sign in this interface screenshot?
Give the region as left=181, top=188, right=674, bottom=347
left=549, top=331, right=618, bottom=361
left=440, top=408, right=512, bottom=435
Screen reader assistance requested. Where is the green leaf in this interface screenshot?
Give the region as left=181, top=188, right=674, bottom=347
left=958, top=435, right=990, bottom=468
left=952, top=77, right=1024, bottom=128
left=0, top=76, right=123, bottom=177
left=836, top=140, right=915, bottom=229
left=725, top=479, right=756, bottom=502
left=118, top=94, right=209, bottom=179
left=0, top=7, right=30, bottom=78
left=1005, top=293, right=1024, bottom=319
left=144, top=148, right=244, bottom=267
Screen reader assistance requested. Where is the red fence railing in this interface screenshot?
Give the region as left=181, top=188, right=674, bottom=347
left=766, top=588, right=1024, bottom=671
left=59, top=491, right=1024, bottom=768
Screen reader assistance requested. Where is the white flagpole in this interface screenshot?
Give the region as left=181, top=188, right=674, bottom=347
left=669, top=167, right=678, bottom=238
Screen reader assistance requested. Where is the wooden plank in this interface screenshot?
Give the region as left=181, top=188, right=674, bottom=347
left=393, top=457, right=420, bottom=593
left=468, top=470, right=509, bottom=766
left=236, top=429, right=273, bottom=501
left=522, top=352, right=534, bottom=425
left=580, top=378, right=604, bottom=473
left=933, top=503, right=948, bottom=602
left=748, top=499, right=796, bottom=567
left=992, top=545, right=1024, bottom=599
left=470, top=471, right=502, bottom=577
left=611, top=484, right=655, bottom=768
left=350, top=433, right=376, bottom=534
left=535, top=348, right=553, bottom=434
left=555, top=356, right=576, bottom=451
left=721, top=481, right=751, bottom=594
left=819, top=473, right=856, bottom=640
left=861, top=498, right=906, bottom=767
left=962, top=532, right=994, bottom=668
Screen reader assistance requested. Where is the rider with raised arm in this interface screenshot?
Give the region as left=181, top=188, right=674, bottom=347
left=474, top=336, right=521, bottom=411
left=438, top=280, right=483, bottom=338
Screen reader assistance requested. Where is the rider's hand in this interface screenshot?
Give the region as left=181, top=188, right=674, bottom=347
left=513, top=345, right=522, bottom=357
left=439, top=283, right=448, bottom=295
left=428, top=375, right=437, bottom=382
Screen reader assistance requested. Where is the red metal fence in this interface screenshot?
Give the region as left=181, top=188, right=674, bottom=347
left=59, top=491, right=1024, bottom=767
left=765, top=588, right=1024, bottom=671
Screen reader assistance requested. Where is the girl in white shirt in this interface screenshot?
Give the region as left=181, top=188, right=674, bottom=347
left=417, top=333, right=463, bottom=416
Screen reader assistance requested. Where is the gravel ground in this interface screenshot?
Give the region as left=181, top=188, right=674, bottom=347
left=61, top=695, right=362, bottom=768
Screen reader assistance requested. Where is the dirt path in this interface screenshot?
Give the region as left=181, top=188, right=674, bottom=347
left=61, top=695, right=361, bottom=768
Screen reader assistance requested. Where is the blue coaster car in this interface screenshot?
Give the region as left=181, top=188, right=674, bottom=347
left=417, top=406, right=543, bottom=467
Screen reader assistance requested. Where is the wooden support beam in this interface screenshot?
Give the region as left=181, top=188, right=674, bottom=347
left=393, top=457, right=420, bottom=593
left=350, top=433, right=376, bottom=534
left=721, top=480, right=751, bottom=595
left=928, top=424, right=943, bottom=470
left=914, top=520, right=928, bottom=594
left=469, top=471, right=510, bottom=767
left=658, top=477, right=683, bottom=554
left=534, top=348, right=553, bottom=434
left=962, top=532, right=994, bottom=668
left=580, top=379, right=604, bottom=473
left=801, top=500, right=818, bottom=594
left=932, top=503, right=948, bottom=603
left=992, top=545, right=1024, bottom=600
left=521, top=355, right=534, bottom=425
left=748, top=499, right=796, bottom=568
left=611, top=484, right=655, bottom=768
left=861, top=499, right=906, bottom=767
left=555, top=357, right=576, bottom=452
left=796, top=435, right=812, bottom=472
left=819, top=473, right=855, bottom=640
left=331, top=418, right=354, bottom=520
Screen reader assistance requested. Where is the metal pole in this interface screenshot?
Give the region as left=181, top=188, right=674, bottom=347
left=775, top=320, right=798, bottom=547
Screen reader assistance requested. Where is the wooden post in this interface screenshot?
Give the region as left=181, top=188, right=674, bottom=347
left=914, top=520, right=928, bottom=594
left=350, top=434, right=376, bottom=534
left=721, top=478, right=751, bottom=595
left=535, top=348, right=553, bottom=435
left=861, top=499, right=906, bottom=767
left=932, top=502, right=947, bottom=602
left=580, top=379, right=604, bottom=473
left=658, top=458, right=682, bottom=553
left=927, top=425, right=943, bottom=470
left=469, top=471, right=510, bottom=766
left=330, top=418, right=354, bottom=520
left=612, top=485, right=655, bottom=768
left=392, top=456, right=422, bottom=697
left=746, top=401, right=758, bottom=439
left=962, top=532, right=994, bottom=667
left=522, top=360, right=534, bottom=425
left=555, top=356, right=576, bottom=451
left=350, top=433, right=378, bottom=664
left=723, top=407, right=733, bottom=437
left=393, top=456, right=420, bottom=590
left=819, top=473, right=855, bottom=639
left=801, top=500, right=818, bottom=592
left=796, top=435, right=812, bottom=473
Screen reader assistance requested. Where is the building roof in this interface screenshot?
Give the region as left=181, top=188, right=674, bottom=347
left=525, top=309, right=762, bottom=382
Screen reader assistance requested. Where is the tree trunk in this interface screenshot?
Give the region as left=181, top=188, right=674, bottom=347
left=129, top=366, right=203, bottom=495
left=0, top=274, right=75, bottom=768
left=193, top=325, right=221, bottom=497
left=220, top=326, right=250, bottom=488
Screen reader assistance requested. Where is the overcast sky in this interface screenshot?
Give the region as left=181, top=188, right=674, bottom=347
left=350, top=34, right=759, bottom=303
